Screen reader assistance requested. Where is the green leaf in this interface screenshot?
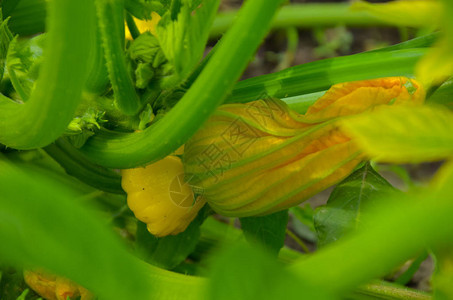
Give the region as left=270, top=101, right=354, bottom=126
left=135, top=206, right=207, bottom=269
left=341, top=105, right=453, bottom=163
left=314, top=163, right=394, bottom=247
left=156, top=0, right=220, bottom=87
left=239, top=210, right=289, bottom=256
left=428, top=78, right=453, bottom=109
left=289, top=160, right=453, bottom=296
left=125, top=0, right=166, bottom=19
left=5, top=0, right=46, bottom=36
left=207, top=243, right=334, bottom=300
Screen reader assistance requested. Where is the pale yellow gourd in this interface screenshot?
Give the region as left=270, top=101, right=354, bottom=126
left=121, top=155, right=206, bottom=237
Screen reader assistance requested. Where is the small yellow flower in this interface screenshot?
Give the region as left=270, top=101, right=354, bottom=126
left=125, top=12, right=161, bottom=39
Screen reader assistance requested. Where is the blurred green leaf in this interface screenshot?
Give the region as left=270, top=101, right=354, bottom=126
left=428, top=78, right=453, bottom=109
left=351, top=0, right=442, bottom=28
left=207, top=243, right=334, bottom=300
left=433, top=249, right=453, bottom=300
left=156, top=0, right=220, bottom=87
left=415, top=0, right=453, bottom=87
left=341, top=105, right=453, bottom=163
left=135, top=206, right=207, bottom=269
left=0, top=158, right=207, bottom=300
left=239, top=210, right=289, bottom=256
left=314, top=163, right=394, bottom=247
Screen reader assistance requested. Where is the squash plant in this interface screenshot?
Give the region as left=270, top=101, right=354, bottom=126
left=1, top=0, right=453, bottom=299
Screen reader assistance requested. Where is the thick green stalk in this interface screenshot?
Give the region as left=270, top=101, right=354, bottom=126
left=210, top=3, right=391, bottom=38
left=80, top=0, right=286, bottom=168
left=227, top=48, right=427, bottom=104
left=229, top=34, right=435, bottom=105
left=95, top=0, right=141, bottom=115
left=0, top=0, right=93, bottom=149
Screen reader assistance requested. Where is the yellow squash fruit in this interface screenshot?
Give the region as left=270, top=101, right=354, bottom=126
left=183, top=77, right=425, bottom=217
left=24, top=269, right=93, bottom=300
left=121, top=155, right=206, bottom=237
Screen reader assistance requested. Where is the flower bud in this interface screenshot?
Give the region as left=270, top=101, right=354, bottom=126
left=24, top=269, right=93, bottom=300
left=183, top=77, right=424, bottom=217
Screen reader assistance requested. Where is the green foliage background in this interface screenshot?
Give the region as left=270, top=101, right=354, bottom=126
left=1, top=0, right=453, bottom=299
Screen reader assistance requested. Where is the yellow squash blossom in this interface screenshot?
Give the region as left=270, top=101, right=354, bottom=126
left=183, top=77, right=425, bottom=217
left=24, top=269, right=93, bottom=300
left=121, top=154, right=206, bottom=237
left=125, top=12, right=161, bottom=39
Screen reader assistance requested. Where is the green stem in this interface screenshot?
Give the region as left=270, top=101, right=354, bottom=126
left=355, top=281, right=432, bottom=300
left=209, top=3, right=393, bottom=38
left=394, top=251, right=429, bottom=285
left=79, top=0, right=286, bottom=168
left=0, top=0, right=93, bottom=149
left=229, top=33, right=436, bottom=105
left=95, top=0, right=141, bottom=115
left=227, top=48, right=426, bottom=104
left=275, top=27, right=298, bottom=72
left=44, top=138, right=123, bottom=194
left=286, top=228, right=309, bottom=253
